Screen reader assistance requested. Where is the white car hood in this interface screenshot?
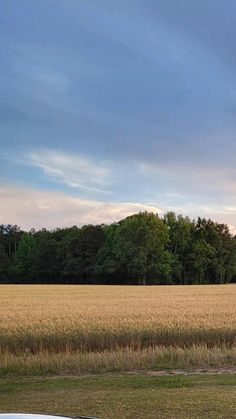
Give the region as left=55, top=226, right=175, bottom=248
left=0, top=416, right=66, bottom=419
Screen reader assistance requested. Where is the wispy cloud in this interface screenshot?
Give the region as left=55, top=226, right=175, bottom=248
left=25, top=149, right=112, bottom=193
left=0, top=184, right=162, bottom=231
left=9, top=148, right=236, bottom=198
left=138, top=161, right=236, bottom=196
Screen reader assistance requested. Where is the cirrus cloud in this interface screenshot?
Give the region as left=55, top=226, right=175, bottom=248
left=25, top=149, right=112, bottom=194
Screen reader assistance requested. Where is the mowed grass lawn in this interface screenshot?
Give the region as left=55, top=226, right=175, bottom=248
left=1, top=373, right=236, bottom=419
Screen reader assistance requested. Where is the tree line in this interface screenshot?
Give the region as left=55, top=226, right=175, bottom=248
left=0, top=211, right=236, bottom=285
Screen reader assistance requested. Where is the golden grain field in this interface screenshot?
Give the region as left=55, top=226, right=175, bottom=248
left=1, top=284, right=236, bottom=374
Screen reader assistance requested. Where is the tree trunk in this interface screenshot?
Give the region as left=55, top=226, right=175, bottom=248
left=142, top=272, right=147, bottom=285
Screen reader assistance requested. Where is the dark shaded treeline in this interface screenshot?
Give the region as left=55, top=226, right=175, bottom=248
left=0, top=212, right=236, bottom=285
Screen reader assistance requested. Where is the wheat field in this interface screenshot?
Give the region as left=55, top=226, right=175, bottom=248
left=1, top=284, right=236, bottom=375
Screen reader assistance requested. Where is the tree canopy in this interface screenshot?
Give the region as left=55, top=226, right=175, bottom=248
left=0, top=212, right=235, bottom=284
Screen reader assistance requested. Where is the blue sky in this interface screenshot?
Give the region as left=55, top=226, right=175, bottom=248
left=1, top=0, right=236, bottom=231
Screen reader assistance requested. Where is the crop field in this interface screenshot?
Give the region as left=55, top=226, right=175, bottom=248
left=1, top=284, right=236, bottom=376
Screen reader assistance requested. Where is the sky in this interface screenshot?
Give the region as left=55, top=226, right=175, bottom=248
left=1, top=0, right=236, bottom=232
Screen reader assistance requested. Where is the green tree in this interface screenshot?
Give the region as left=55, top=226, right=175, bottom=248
left=64, top=225, right=106, bottom=283
left=163, top=212, right=194, bottom=284
left=11, top=232, right=39, bottom=281
left=0, top=244, right=10, bottom=281
left=95, top=224, right=122, bottom=283
left=189, top=240, right=216, bottom=284
left=113, top=212, right=170, bottom=285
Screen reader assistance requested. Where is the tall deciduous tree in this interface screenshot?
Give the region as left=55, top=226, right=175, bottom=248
left=112, top=212, right=170, bottom=285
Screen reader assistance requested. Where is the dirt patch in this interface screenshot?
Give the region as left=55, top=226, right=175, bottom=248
left=12, top=367, right=236, bottom=382
left=145, top=367, right=236, bottom=376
